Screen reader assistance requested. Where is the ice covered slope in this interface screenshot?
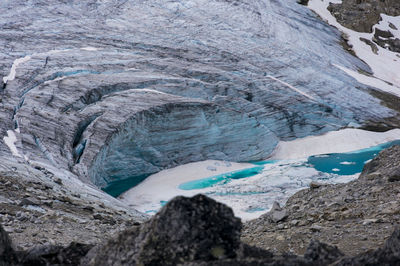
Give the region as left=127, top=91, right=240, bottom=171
left=0, top=0, right=399, bottom=188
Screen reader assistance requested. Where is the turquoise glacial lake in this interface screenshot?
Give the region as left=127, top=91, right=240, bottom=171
left=178, top=141, right=400, bottom=191
left=308, top=140, right=400, bottom=175
left=104, top=141, right=400, bottom=196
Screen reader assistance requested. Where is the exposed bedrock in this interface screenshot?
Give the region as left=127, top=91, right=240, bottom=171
left=1, top=0, right=400, bottom=190
left=328, top=0, right=400, bottom=33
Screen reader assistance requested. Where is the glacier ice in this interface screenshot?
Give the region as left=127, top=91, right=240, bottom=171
left=0, top=0, right=399, bottom=192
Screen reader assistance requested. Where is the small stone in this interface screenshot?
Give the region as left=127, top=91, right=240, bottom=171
left=389, top=23, right=398, bottom=30
left=388, top=168, right=400, bottom=182
left=362, top=219, right=379, bottom=225
left=19, top=197, right=41, bottom=206
left=310, top=181, right=324, bottom=189
left=14, top=228, right=24, bottom=233
left=206, top=166, right=217, bottom=171
left=310, top=224, right=322, bottom=232
left=265, top=202, right=288, bottom=223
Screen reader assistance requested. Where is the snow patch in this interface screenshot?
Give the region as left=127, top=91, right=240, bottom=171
left=81, top=47, right=100, bottom=51
left=3, top=47, right=99, bottom=85
left=3, top=130, right=22, bottom=158
left=266, top=75, right=317, bottom=101
left=3, top=56, right=31, bottom=84
left=333, top=64, right=400, bottom=97
left=271, top=128, right=400, bottom=159
left=340, top=161, right=355, bottom=165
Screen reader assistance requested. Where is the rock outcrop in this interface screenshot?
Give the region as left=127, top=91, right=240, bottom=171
left=327, top=0, right=400, bottom=54
left=328, top=0, right=400, bottom=33
left=0, top=223, right=18, bottom=265
left=0, top=156, right=146, bottom=251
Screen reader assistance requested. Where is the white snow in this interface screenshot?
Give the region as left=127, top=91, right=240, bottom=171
left=3, top=56, right=31, bottom=84
left=270, top=128, right=400, bottom=159
left=340, top=161, right=355, bottom=165
left=3, top=130, right=22, bottom=158
left=3, top=47, right=99, bottom=85
left=377, top=14, right=400, bottom=40
left=333, top=64, right=400, bottom=97
left=134, top=88, right=168, bottom=95
left=81, top=47, right=100, bottom=51
left=266, top=75, right=317, bottom=101
left=308, top=0, right=400, bottom=94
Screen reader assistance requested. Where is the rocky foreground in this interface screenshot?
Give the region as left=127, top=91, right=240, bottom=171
left=0, top=146, right=400, bottom=265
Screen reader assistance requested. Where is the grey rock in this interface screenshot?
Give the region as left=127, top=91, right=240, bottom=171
left=0, top=224, right=18, bottom=265
left=373, top=28, right=400, bottom=53
left=360, top=37, right=379, bottom=54
left=19, top=197, right=41, bottom=206
left=388, top=167, right=400, bottom=182
left=389, top=23, right=398, bottom=30
left=310, top=224, right=323, bottom=232
left=304, top=240, right=344, bottom=264
left=21, top=242, right=93, bottom=266
left=263, top=201, right=288, bottom=223
left=309, top=181, right=324, bottom=189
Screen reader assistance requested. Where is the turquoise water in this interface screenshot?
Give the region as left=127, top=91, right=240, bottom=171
left=178, top=166, right=264, bottom=190
left=102, top=173, right=151, bottom=197
left=308, top=140, right=400, bottom=175
left=249, top=160, right=279, bottom=165
left=103, top=141, right=400, bottom=197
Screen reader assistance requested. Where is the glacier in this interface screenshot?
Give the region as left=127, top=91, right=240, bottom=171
left=0, top=0, right=400, bottom=201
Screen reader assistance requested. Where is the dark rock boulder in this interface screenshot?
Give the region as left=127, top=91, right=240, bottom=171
left=0, top=224, right=18, bottom=265
left=83, top=194, right=244, bottom=265
left=304, top=240, right=344, bottom=264
left=373, top=28, right=400, bottom=53
left=297, top=0, right=309, bottom=6
left=21, top=242, right=93, bottom=266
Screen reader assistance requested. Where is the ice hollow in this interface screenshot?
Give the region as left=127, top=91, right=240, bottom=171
left=88, top=100, right=276, bottom=189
